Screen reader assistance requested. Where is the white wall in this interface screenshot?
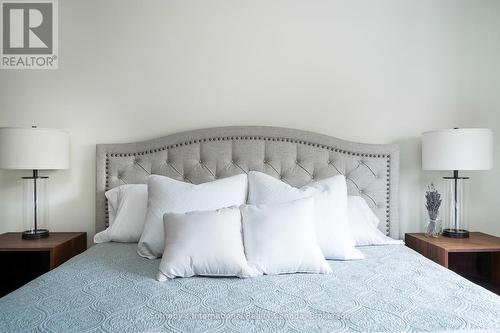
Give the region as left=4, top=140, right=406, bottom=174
left=458, top=1, right=500, bottom=236
left=1, top=0, right=499, bottom=246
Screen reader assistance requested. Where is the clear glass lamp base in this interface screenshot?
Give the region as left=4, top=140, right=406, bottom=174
left=22, top=170, right=50, bottom=241
left=442, top=172, right=470, bottom=239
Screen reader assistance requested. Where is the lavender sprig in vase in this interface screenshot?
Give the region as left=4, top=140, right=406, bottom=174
left=425, top=184, right=442, bottom=237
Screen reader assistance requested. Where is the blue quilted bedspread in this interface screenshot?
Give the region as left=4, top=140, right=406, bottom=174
left=1, top=243, right=499, bottom=333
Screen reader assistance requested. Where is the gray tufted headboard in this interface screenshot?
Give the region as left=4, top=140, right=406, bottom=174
left=96, top=126, right=400, bottom=238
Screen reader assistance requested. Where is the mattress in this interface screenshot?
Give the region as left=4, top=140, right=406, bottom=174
left=1, top=243, right=499, bottom=333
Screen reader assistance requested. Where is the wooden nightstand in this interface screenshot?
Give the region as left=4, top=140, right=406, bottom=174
left=0, top=232, right=87, bottom=297
left=405, top=232, right=500, bottom=295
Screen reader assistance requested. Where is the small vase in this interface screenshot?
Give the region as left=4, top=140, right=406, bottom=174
left=425, top=217, right=441, bottom=238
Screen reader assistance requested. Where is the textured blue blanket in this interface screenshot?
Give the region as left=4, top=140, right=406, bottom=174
left=1, top=243, right=499, bottom=332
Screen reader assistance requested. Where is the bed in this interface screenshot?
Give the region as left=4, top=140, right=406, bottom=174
left=1, top=126, right=499, bottom=332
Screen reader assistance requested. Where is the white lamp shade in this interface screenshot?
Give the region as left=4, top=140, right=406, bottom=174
left=422, top=128, right=493, bottom=171
left=0, top=127, right=69, bottom=170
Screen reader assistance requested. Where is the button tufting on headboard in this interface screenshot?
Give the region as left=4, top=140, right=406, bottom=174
left=96, top=126, right=399, bottom=238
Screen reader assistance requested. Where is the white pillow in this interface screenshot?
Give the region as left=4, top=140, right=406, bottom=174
left=241, top=197, right=332, bottom=275
left=158, top=207, right=258, bottom=280
left=94, top=184, right=148, bottom=243
left=247, top=171, right=363, bottom=260
left=138, top=174, right=248, bottom=259
left=348, top=196, right=403, bottom=246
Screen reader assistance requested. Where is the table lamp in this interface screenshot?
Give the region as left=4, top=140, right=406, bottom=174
left=422, top=128, right=493, bottom=238
left=0, top=126, right=69, bottom=239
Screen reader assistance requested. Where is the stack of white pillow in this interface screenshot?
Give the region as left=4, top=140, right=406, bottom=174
left=94, top=172, right=402, bottom=281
